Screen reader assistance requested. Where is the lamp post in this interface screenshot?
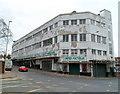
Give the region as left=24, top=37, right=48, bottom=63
left=5, top=21, right=12, bottom=60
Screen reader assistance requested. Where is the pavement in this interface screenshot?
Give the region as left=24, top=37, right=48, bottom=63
left=0, top=71, right=17, bottom=79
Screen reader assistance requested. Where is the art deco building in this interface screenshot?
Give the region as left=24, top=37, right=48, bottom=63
left=12, top=9, right=114, bottom=77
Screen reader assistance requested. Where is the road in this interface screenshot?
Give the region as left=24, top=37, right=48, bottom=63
left=2, top=66, right=118, bottom=93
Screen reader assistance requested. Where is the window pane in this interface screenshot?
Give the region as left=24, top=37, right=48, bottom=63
left=91, top=34, right=95, bottom=42
left=63, top=35, right=69, bottom=42
left=71, top=20, right=77, bottom=25
left=63, top=20, right=69, bottom=25
left=71, top=34, right=77, bottom=41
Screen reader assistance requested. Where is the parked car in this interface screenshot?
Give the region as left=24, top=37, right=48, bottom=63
left=18, top=66, right=28, bottom=72
left=5, top=59, right=13, bottom=71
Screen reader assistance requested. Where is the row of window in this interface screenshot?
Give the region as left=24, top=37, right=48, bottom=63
left=90, top=19, right=105, bottom=28
left=13, top=33, right=107, bottom=54
left=63, top=19, right=86, bottom=25
left=63, top=34, right=86, bottom=42
left=63, top=49, right=87, bottom=55
left=63, top=34, right=106, bottom=44
left=92, top=49, right=107, bottom=56
left=91, top=34, right=106, bottom=44
left=13, top=18, right=106, bottom=47
left=63, top=49, right=107, bottom=56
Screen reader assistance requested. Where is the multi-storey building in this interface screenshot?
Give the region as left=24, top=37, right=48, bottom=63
left=12, top=9, right=114, bottom=77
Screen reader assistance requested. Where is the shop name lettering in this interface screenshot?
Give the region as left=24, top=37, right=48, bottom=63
left=16, top=51, right=56, bottom=59
left=64, top=57, right=84, bottom=60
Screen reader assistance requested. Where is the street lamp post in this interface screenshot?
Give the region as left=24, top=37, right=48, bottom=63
left=5, top=21, right=12, bottom=60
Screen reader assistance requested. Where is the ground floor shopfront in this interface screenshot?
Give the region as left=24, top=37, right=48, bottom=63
left=12, top=58, right=115, bottom=77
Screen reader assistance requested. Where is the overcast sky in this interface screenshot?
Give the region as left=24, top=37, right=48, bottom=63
left=0, top=0, right=119, bottom=56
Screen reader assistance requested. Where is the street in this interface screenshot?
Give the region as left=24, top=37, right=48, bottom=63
left=2, top=66, right=118, bottom=93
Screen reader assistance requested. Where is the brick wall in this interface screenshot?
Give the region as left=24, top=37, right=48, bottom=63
left=0, top=61, right=5, bottom=74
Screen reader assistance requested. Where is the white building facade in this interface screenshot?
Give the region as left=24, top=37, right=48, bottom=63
left=12, top=9, right=114, bottom=77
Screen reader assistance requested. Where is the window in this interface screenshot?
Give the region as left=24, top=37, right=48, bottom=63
left=102, top=37, right=106, bottom=44
left=26, top=36, right=32, bottom=41
left=63, top=35, right=69, bottom=42
left=91, top=34, right=95, bottom=42
left=19, top=48, right=24, bottom=55
left=43, top=28, right=48, bottom=33
left=63, top=49, right=69, bottom=55
left=80, top=49, right=87, bottom=54
left=98, top=50, right=102, bottom=55
left=33, top=42, right=41, bottom=49
left=71, top=20, right=77, bottom=25
left=96, top=21, right=100, bottom=27
left=25, top=46, right=31, bottom=52
left=33, top=31, right=42, bottom=38
left=71, top=49, right=77, bottom=55
left=49, top=25, right=53, bottom=30
left=80, top=34, right=86, bottom=41
left=97, top=35, right=101, bottom=43
left=108, top=31, right=112, bottom=41
left=92, top=49, right=96, bottom=55
left=20, top=40, right=24, bottom=44
left=91, top=19, right=95, bottom=25
left=80, top=19, right=86, bottom=24
left=101, top=23, right=105, bottom=28
left=103, top=51, right=107, bottom=56
left=54, top=22, right=58, bottom=28
left=54, top=36, right=57, bottom=43
left=43, top=38, right=52, bottom=46
left=63, top=20, right=69, bottom=25
left=71, top=34, right=77, bottom=41
left=109, top=43, right=112, bottom=54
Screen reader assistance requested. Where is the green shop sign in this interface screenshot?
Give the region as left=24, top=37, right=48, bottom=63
left=16, top=51, right=56, bottom=59
left=64, top=57, right=85, bottom=60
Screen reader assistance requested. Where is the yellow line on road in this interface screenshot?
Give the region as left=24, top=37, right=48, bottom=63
left=3, top=81, right=20, bottom=83
left=2, top=83, right=32, bottom=89
left=26, top=88, right=43, bottom=93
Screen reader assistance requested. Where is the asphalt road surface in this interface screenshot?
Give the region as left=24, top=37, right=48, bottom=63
left=2, top=66, right=119, bottom=93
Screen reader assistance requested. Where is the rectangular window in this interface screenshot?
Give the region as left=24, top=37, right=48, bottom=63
left=63, top=20, right=69, bottom=25
left=43, top=28, right=48, bottom=33
left=25, top=46, right=31, bottom=52
left=109, top=43, right=112, bottom=54
left=80, top=49, right=87, bottom=54
left=19, top=48, right=24, bottom=55
left=91, top=19, right=95, bottom=25
left=20, top=40, right=24, bottom=44
left=71, top=20, right=77, bottom=25
left=101, top=23, right=105, bottom=28
left=102, top=37, right=106, bottom=44
left=33, top=42, right=41, bottom=49
left=103, top=51, right=107, bottom=56
left=71, top=49, right=77, bottom=55
left=96, top=21, right=100, bottom=27
left=91, top=34, right=95, bottom=42
left=63, top=49, right=69, bottom=55
left=92, top=49, right=96, bottom=55
left=80, top=34, right=86, bottom=41
left=71, top=34, right=77, bottom=41
left=33, top=31, right=42, bottom=38
left=54, top=22, right=58, bottom=28
left=97, top=35, right=101, bottom=43
left=98, top=50, right=102, bottom=55
left=108, top=31, right=112, bottom=41
left=49, top=25, right=53, bottom=30
left=63, top=35, right=69, bottom=42
left=26, top=36, right=32, bottom=41
left=43, top=38, right=52, bottom=46
left=80, top=19, right=86, bottom=24
left=54, top=36, right=57, bottom=43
